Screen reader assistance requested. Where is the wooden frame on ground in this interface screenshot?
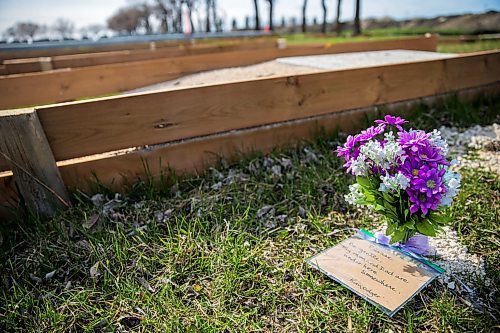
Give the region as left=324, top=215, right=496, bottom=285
left=0, top=36, right=438, bottom=109
left=0, top=48, right=498, bottom=218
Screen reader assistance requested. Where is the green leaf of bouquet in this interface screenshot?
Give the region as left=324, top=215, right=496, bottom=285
left=403, top=221, right=416, bottom=230
left=386, top=220, right=396, bottom=235
left=356, top=176, right=372, bottom=189
left=382, top=201, right=398, bottom=215
left=382, top=192, right=396, bottom=203
left=415, top=219, right=437, bottom=236
left=391, top=228, right=406, bottom=243
left=363, top=190, right=376, bottom=202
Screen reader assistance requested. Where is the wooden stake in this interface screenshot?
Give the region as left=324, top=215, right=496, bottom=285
left=0, top=108, right=70, bottom=218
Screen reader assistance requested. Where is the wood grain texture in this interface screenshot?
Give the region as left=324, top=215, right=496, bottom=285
left=0, top=36, right=438, bottom=109
left=0, top=36, right=273, bottom=61
left=33, top=50, right=499, bottom=163
left=57, top=108, right=369, bottom=192
left=40, top=82, right=500, bottom=192
left=0, top=109, right=70, bottom=217
left=2, top=40, right=277, bottom=75
left=1, top=81, right=499, bottom=216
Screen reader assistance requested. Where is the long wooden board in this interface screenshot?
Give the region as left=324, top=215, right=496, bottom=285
left=2, top=40, right=278, bottom=75
left=1, top=82, right=499, bottom=218
left=0, top=49, right=497, bottom=174
left=0, top=35, right=273, bottom=61
left=32, top=51, right=499, bottom=162
left=0, top=36, right=438, bottom=109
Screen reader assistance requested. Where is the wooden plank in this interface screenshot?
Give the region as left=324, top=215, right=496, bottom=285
left=2, top=40, right=278, bottom=75
left=0, top=109, right=70, bottom=217
left=1, top=81, right=499, bottom=215
left=0, top=36, right=438, bottom=109
left=0, top=36, right=274, bottom=61
left=58, top=108, right=370, bottom=192
left=38, top=81, right=500, bottom=192
left=4, top=35, right=436, bottom=75
left=32, top=51, right=499, bottom=164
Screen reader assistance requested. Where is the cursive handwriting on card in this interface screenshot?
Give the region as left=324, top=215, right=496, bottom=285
left=310, top=237, right=436, bottom=312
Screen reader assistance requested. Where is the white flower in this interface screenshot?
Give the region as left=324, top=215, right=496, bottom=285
left=429, top=129, right=449, bottom=155
left=378, top=172, right=410, bottom=192
left=440, top=170, right=461, bottom=206
left=383, top=140, right=406, bottom=164
left=348, top=154, right=369, bottom=176
left=360, top=140, right=386, bottom=167
left=360, top=137, right=405, bottom=170
left=345, top=184, right=366, bottom=206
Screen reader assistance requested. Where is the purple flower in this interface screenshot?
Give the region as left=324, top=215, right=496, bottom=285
left=336, top=134, right=361, bottom=162
left=400, top=158, right=424, bottom=179
left=414, top=144, right=449, bottom=167
left=375, top=115, right=408, bottom=131
left=358, top=126, right=385, bottom=142
left=406, top=166, right=447, bottom=215
left=411, top=167, right=446, bottom=198
left=407, top=188, right=441, bottom=215
left=398, top=130, right=430, bottom=152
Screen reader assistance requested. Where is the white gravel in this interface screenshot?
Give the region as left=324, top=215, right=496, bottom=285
left=427, top=124, right=498, bottom=305
left=369, top=123, right=498, bottom=305
left=277, top=50, right=456, bottom=70
left=439, top=123, right=500, bottom=174
left=129, top=50, right=457, bottom=93
left=429, top=226, right=491, bottom=292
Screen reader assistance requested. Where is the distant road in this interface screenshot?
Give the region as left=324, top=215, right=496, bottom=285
left=0, top=31, right=273, bottom=51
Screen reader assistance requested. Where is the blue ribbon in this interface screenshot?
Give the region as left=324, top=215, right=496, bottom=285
left=357, top=229, right=444, bottom=274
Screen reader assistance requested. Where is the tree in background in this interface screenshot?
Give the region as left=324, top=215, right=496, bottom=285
left=211, top=0, right=220, bottom=32
left=154, top=0, right=172, bottom=33
left=321, top=0, right=327, bottom=33
left=205, top=0, right=211, bottom=32
left=4, top=22, right=41, bottom=41
left=353, top=0, right=361, bottom=35
left=107, top=6, right=143, bottom=34
left=53, top=18, right=74, bottom=39
left=335, top=0, right=342, bottom=35
left=253, top=0, right=260, bottom=30
left=301, top=0, right=308, bottom=32
left=266, top=0, right=275, bottom=31
left=185, top=0, right=197, bottom=33
left=140, top=3, right=153, bottom=34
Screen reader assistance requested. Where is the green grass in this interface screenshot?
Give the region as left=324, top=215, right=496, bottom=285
left=438, top=40, right=500, bottom=53
left=283, top=33, right=393, bottom=45
left=282, top=30, right=500, bottom=53
left=366, top=27, right=470, bottom=37
left=0, top=95, right=499, bottom=332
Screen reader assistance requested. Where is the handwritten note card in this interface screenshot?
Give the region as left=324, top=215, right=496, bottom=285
left=307, top=236, right=440, bottom=316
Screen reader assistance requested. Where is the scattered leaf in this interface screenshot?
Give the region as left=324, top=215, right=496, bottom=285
left=83, top=214, right=99, bottom=231
left=137, top=277, right=155, bottom=293
left=29, top=274, right=42, bottom=284
left=45, top=270, right=56, bottom=281
left=90, top=262, right=100, bottom=279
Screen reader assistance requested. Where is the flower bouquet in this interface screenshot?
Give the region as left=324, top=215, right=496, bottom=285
left=336, top=115, right=461, bottom=245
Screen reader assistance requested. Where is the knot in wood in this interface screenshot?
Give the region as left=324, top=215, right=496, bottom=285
left=286, top=76, right=299, bottom=87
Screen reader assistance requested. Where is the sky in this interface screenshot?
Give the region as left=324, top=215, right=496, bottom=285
left=0, top=0, right=499, bottom=34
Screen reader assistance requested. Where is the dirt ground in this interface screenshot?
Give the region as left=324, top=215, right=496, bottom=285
left=128, top=50, right=456, bottom=93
